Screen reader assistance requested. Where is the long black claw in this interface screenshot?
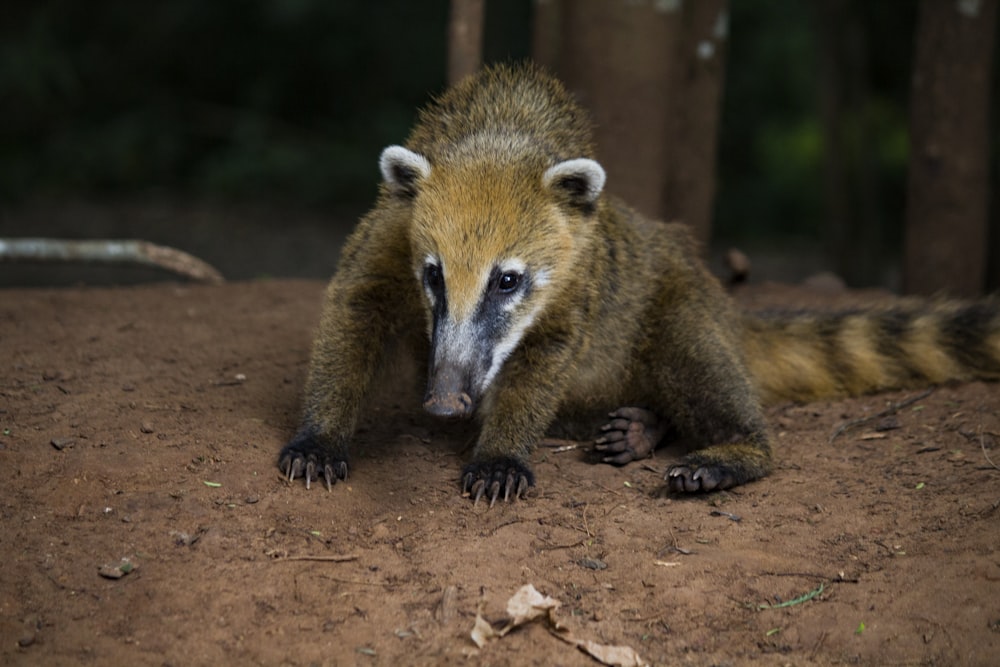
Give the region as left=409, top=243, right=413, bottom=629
left=277, top=429, right=349, bottom=491
left=515, top=475, right=529, bottom=499
left=666, top=464, right=734, bottom=493
left=289, top=457, right=303, bottom=482
left=472, top=479, right=486, bottom=505
left=460, top=457, right=535, bottom=507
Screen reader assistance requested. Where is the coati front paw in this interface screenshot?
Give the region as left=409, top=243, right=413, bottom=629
left=460, top=457, right=534, bottom=507
left=595, top=407, right=666, bottom=465
left=665, top=464, right=736, bottom=493
left=278, top=430, right=349, bottom=491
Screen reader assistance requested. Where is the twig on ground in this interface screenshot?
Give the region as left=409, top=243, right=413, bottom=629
left=829, top=388, right=935, bottom=443
left=273, top=554, right=359, bottom=563
left=980, top=428, right=1000, bottom=471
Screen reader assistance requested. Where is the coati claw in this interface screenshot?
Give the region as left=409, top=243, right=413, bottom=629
left=305, top=460, right=316, bottom=489
left=461, top=457, right=535, bottom=506
left=286, top=457, right=304, bottom=483
left=666, top=464, right=735, bottom=493
left=595, top=407, right=666, bottom=464
left=278, top=431, right=349, bottom=491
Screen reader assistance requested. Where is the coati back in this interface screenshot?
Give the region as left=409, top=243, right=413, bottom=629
left=280, top=63, right=1000, bottom=504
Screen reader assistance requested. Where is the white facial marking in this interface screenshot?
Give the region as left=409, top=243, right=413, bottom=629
left=480, top=300, right=544, bottom=392
left=435, top=316, right=478, bottom=367
left=500, top=257, right=526, bottom=274
left=425, top=255, right=552, bottom=395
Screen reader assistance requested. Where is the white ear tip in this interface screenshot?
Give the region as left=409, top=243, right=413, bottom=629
left=543, top=158, right=606, bottom=203
left=379, top=145, right=431, bottom=187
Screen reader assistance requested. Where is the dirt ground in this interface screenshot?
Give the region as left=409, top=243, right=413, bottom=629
left=2, top=278, right=999, bottom=666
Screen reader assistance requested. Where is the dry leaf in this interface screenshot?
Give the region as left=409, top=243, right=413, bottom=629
left=470, top=613, right=498, bottom=648
left=506, top=583, right=560, bottom=625
left=575, top=638, right=648, bottom=667
left=470, top=584, right=648, bottom=667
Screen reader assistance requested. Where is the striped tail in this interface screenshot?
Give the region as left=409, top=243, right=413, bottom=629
left=739, top=299, right=1000, bottom=406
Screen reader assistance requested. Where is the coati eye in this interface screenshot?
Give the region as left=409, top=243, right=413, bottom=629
left=424, top=264, right=443, bottom=291
left=497, top=271, right=520, bottom=294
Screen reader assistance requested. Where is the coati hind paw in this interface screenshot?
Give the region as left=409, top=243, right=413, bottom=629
left=665, top=442, right=770, bottom=493
left=278, top=432, right=348, bottom=491
left=461, top=457, right=534, bottom=507
left=665, top=464, right=736, bottom=493
left=595, top=407, right=666, bottom=465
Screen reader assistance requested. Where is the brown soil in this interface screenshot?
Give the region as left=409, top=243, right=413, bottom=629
left=2, top=279, right=999, bottom=666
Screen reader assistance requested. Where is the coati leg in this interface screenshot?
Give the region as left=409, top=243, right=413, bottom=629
left=646, top=311, right=773, bottom=493
left=595, top=407, right=669, bottom=464
left=658, top=378, right=773, bottom=493
left=279, top=269, right=410, bottom=491
left=460, top=327, right=577, bottom=506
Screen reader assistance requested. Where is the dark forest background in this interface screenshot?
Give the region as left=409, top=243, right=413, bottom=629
left=1, top=0, right=997, bottom=292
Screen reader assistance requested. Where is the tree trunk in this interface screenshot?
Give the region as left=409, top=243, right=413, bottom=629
left=661, top=0, right=728, bottom=248
left=535, top=0, right=728, bottom=248
left=817, top=0, right=885, bottom=288
left=448, top=0, right=486, bottom=85
left=903, top=0, right=997, bottom=296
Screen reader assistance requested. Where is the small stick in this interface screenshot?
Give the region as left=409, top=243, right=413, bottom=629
left=981, top=428, right=1000, bottom=471
left=273, top=554, right=359, bottom=563
left=0, top=238, right=224, bottom=284
left=829, top=388, right=935, bottom=443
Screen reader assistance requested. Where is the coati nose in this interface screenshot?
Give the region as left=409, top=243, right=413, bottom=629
left=422, top=390, right=475, bottom=418
left=423, top=362, right=476, bottom=418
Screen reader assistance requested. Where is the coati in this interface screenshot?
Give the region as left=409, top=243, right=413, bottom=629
left=279, top=63, right=1000, bottom=505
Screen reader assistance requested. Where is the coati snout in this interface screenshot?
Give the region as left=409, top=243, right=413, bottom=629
left=422, top=360, right=475, bottom=418
left=420, top=256, right=535, bottom=419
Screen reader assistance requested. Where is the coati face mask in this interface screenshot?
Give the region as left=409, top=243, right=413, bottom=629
left=378, top=144, right=606, bottom=417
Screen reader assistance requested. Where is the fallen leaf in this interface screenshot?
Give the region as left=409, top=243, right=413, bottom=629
left=506, top=583, right=560, bottom=625
left=470, top=584, right=648, bottom=667
left=471, top=614, right=498, bottom=648
left=575, top=638, right=647, bottom=667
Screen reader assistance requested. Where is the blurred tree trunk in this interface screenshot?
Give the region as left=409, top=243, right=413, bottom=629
left=533, top=0, right=728, bottom=248
left=448, top=0, right=486, bottom=85
left=992, top=150, right=1000, bottom=290
left=904, top=0, right=997, bottom=296
left=817, top=0, right=884, bottom=288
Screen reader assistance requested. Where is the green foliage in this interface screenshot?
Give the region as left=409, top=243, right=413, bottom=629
left=0, top=0, right=452, bottom=204
left=1, top=0, right=914, bottom=255
left=715, top=0, right=915, bottom=246
left=715, top=0, right=822, bottom=241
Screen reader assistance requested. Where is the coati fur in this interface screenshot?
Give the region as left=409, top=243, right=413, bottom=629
left=279, top=63, right=1000, bottom=504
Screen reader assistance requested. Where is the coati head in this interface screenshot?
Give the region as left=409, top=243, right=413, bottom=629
left=379, top=143, right=606, bottom=419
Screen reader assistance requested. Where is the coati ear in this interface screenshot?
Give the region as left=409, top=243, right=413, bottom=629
left=543, top=158, right=606, bottom=208
left=379, top=145, right=431, bottom=197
